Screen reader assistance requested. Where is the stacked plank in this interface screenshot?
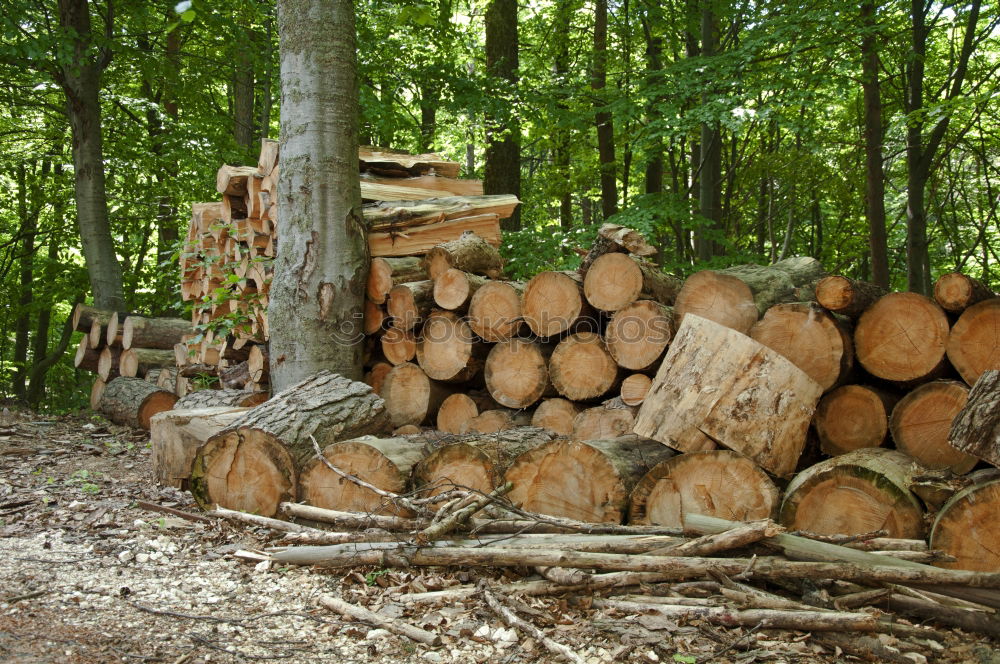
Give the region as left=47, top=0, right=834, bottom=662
left=176, top=139, right=517, bottom=396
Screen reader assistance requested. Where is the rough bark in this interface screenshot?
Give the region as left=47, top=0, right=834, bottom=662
left=98, top=376, right=179, bottom=430
left=423, top=231, right=504, bottom=280
left=483, top=0, right=521, bottom=231
left=149, top=406, right=250, bottom=488
left=948, top=370, right=1000, bottom=466
left=174, top=389, right=269, bottom=410
left=122, top=316, right=192, bottom=350
left=270, top=0, right=367, bottom=390
left=605, top=301, right=674, bottom=371
left=814, top=275, right=886, bottom=318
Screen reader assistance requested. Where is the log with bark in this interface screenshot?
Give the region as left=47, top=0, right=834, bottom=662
left=219, top=361, right=251, bottom=389
left=189, top=371, right=389, bottom=516
left=854, top=292, right=950, bottom=384
left=577, top=223, right=657, bottom=276
left=105, top=311, right=143, bottom=347
left=889, top=380, right=976, bottom=473
left=522, top=271, right=593, bottom=338
left=748, top=302, right=853, bottom=392
left=933, top=272, right=994, bottom=314
left=90, top=378, right=106, bottom=411
left=415, top=311, right=486, bottom=383
left=504, top=435, right=675, bottom=523
left=119, top=347, right=176, bottom=378
left=71, top=303, right=113, bottom=333
left=149, top=406, right=250, bottom=488
left=74, top=338, right=101, bottom=373
left=298, top=436, right=427, bottom=516
left=583, top=253, right=681, bottom=311
left=366, top=256, right=428, bottom=304
left=604, top=301, right=674, bottom=371
left=97, top=346, right=122, bottom=381
left=548, top=332, right=621, bottom=401
left=628, top=450, right=780, bottom=528
left=634, top=315, right=823, bottom=477
left=484, top=338, right=553, bottom=409
left=368, top=213, right=502, bottom=257
left=381, top=362, right=453, bottom=428
left=99, top=376, right=179, bottom=430
left=814, top=276, right=886, bottom=318
left=174, top=388, right=269, bottom=410
left=364, top=300, right=387, bottom=334
left=432, top=269, right=488, bottom=311
left=467, top=280, right=525, bottom=342
left=381, top=327, right=417, bottom=365
left=436, top=393, right=486, bottom=434
left=122, top=316, right=193, bottom=350
left=946, top=298, right=1000, bottom=386
left=572, top=405, right=635, bottom=441
left=779, top=448, right=926, bottom=539
left=422, top=230, right=504, bottom=280
left=948, top=370, right=1000, bottom=466
left=674, top=257, right=825, bottom=334
left=413, top=428, right=555, bottom=496
left=813, top=385, right=897, bottom=456
left=386, top=280, right=434, bottom=331
left=529, top=398, right=581, bottom=436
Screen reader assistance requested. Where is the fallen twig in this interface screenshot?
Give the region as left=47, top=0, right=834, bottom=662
left=318, top=595, right=441, bottom=646
left=208, top=506, right=327, bottom=535
left=136, top=500, right=214, bottom=525
left=480, top=582, right=584, bottom=664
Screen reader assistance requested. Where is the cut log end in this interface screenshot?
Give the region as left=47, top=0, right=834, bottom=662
left=890, top=380, right=976, bottom=474
left=468, top=281, right=524, bottom=342
left=605, top=301, right=674, bottom=371
left=620, top=374, right=652, bottom=407
left=946, top=298, right=1000, bottom=386
left=855, top=292, right=948, bottom=383
left=530, top=398, right=580, bottom=436
left=674, top=271, right=758, bottom=334
left=934, top=273, right=994, bottom=313
left=814, top=385, right=891, bottom=456
left=485, top=339, right=551, bottom=409
left=522, top=271, right=588, bottom=338
left=583, top=253, right=644, bottom=311
left=549, top=332, right=620, bottom=402
left=931, top=478, right=1000, bottom=571
left=382, top=362, right=452, bottom=427
left=191, top=430, right=295, bottom=517
left=437, top=393, right=480, bottom=434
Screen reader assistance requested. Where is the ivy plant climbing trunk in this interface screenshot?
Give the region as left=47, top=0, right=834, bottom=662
left=269, top=0, right=367, bottom=391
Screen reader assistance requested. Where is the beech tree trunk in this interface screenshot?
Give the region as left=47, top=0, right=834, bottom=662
left=860, top=0, right=890, bottom=290
left=270, top=0, right=367, bottom=389
left=592, top=0, right=617, bottom=220
left=629, top=450, right=779, bottom=528
left=484, top=0, right=521, bottom=231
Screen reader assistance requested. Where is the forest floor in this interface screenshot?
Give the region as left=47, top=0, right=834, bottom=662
left=2, top=410, right=1000, bottom=664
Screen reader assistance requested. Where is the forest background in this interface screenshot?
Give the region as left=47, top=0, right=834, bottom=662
left=0, top=0, right=998, bottom=409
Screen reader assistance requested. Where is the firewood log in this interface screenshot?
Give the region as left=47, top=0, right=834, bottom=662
left=577, top=223, right=657, bottom=276
left=105, top=311, right=143, bottom=347
left=174, top=388, right=268, bottom=410
left=634, top=315, right=822, bottom=478
left=484, top=338, right=554, bottom=408
left=432, top=269, right=488, bottom=311
left=99, top=376, right=179, bottom=430
left=364, top=300, right=388, bottom=334
left=149, top=406, right=250, bottom=489
left=854, top=292, right=949, bottom=384
left=90, top=377, right=106, bottom=410
left=530, top=398, right=581, bottom=436
left=381, top=362, right=453, bottom=427
left=221, top=193, right=247, bottom=222
left=422, top=230, right=504, bottom=280
left=779, top=448, right=926, bottom=539
left=549, top=332, right=622, bottom=401
left=216, top=164, right=260, bottom=197
left=946, top=298, right=1000, bottom=386
left=436, top=392, right=496, bottom=434
left=931, top=473, right=1000, bottom=571
left=889, top=380, right=975, bottom=473
left=381, top=327, right=417, bottom=365
left=154, top=367, right=179, bottom=390
left=674, top=257, right=825, bottom=334
left=387, top=280, right=434, bottom=331
left=413, top=428, right=555, bottom=496
left=299, top=436, right=427, bottom=516
left=749, top=302, right=853, bottom=392
left=604, top=301, right=674, bottom=371
left=504, top=435, right=675, bottom=523
left=572, top=405, right=635, bottom=441
left=88, top=318, right=106, bottom=349
left=583, top=254, right=681, bottom=311
left=257, top=138, right=279, bottom=176
left=97, top=346, right=122, bottom=381
left=814, top=276, right=886, bottom=318
left=368, top=213, right=502, bottom=257
left=119, top=348, right=176, bottom=378
left=464, top=409, right=532, bottom=434
left=247, top=345, right=270, bottom=384
left=934, top=272, right=994, bottom=314
left=629, top=450, right=779, bottom=527
left=190, top=371, right=389, bottom=516
left=415, top=311, right=487, bottom=383
left=367, top=256, right=428, bottom=304
left=364, top=361, right=393, bottom=396
left=468, top=280, right=525, bottom=341
left=619, top=374, right=652, bottom=406
left=71, top=303, right=112, bottom=333
left=122, top=316, right=192, bottom=350
left=522, top=271, right=593, bottom=338
left=813, top=385, right=898, bottom=456
left=74, top=337, right=101, bottom=372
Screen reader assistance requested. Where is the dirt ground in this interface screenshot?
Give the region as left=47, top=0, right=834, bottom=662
left=3, top=410, right=1000, bottom=664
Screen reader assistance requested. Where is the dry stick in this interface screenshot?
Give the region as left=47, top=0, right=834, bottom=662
left=400, top=572, right=674, bottom=604
left=418, top=482, right=512, bottom=544
left=651, top=519, right=783, bottom=557
left=832, top=588, right=892, bottom=610
left=480, top=584, right=585, bottom=664
left=208, top=506, right=327, bottom=535
left=309, top=434, right=428, bottom=517
left=281, top=503, right=427, bottom=531
left=318, top=595, right=441, bottom=646
left=792, top=528, right=889, bottom=544
left=136, top=500, right=215, bottom=525
left=810, top=634, right=927, bottom=664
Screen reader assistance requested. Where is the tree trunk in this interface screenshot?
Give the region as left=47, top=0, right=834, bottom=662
left=98, top=376, right=179, bottom=430
left=854, top=292, right=949, bottom=383
left=592, top=0, right=617, bottom=219
left=890, top=380, right=976, bottom=474
left=505, top=436, right=674, bottom=524
left=12, top=164, right=35, bottom=401
left=629, top=450, right=779, bottom=527
left=57, top=0, right=124, bottom=311
left=270, top=0, right=366, bottom=389
left=814, top=385, right=897, bottom=456
left=780, top=448, right=925, bottom=539
left=860, top=0, right=890, bottom=289
left=150, top=406, right=250, bottom=488
left=696, top=1, right=722, bottom=261
left=484, top=0, right=521, bottom=231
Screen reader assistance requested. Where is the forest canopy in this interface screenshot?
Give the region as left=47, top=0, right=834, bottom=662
left=1, top=0, right=999, bottom=408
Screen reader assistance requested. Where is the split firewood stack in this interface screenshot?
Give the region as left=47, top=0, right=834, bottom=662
left=176, top=138, right=516, bottom=400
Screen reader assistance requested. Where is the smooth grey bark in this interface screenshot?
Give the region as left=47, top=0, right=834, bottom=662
left=269, top=0, right=367, bottom=390
left=57, top=0, right=125, bottom=311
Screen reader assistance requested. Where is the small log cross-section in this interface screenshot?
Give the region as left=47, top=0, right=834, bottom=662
left=432, top=269, right=488, bottom=311
left=530, top=398, right=581, bottom=436
left=436, top=393, right=480, bottom=434
left=468, top=280, right=525, bottom=342
left=814, top=385, right=896, bottom=456
left=854, top=292, right=949, bottom=384
left=635, top=315, right=823, bottom=478
left=485, top=339, right=553, bottom=409
left=572, top=405, right=635, bottom=441
left=422, top=230, right=504, bottom=279
left=949, top=370, right=1000, bottom=466
left=381, top=362, right=453, bottom=427
left=628, top=450, right=780, bottom=528
left=946, top=298, right=1000, bottom=386
left=931, top=477, right=1000, bottom=571
left=548, top=332, right=621, bottom=402
left=933, top=272, right=994, bottom=314
left=149, top=407, right=249, bottom=489
left=779, top=448, right=926, bottom=539
left=119, top=348, right=177, bottom=378
left=298, top=436, right=426, bottom=516
left=522, top=271, right=592, bottom=338
left=814, top=276, right=886, bottom=318
left=504, top=435, right=675, bottom=524
left=413, top=428, right=555, bottom=496
left=99, top=376, right=179, bottom=430
left=387, top=280, right=434, bottom=331
left=604, top=301, right=674, bottom=372
left=366, top=256, right=427, bottom=304
left=415, top=311, right=486, bottom=383
left=190, top=371, right=389, bottom=516
left=583, top=253, right=681, bottom=311
left=889, top=380, right=976, bottom=474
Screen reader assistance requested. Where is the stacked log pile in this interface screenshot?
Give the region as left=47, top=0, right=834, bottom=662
left=176, top=139, right=515, bottom=397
